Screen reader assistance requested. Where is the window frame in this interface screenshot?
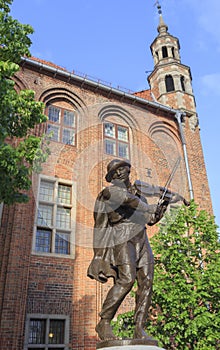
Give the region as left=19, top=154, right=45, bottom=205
left=46, top=104, right=77, bottom=146
left=162, top=46, right=168, bottom=58
left=103, top=121, right=130, bottom=160
left=180, top=75, right=186, bottom=92
left=24, top=314, right=70, bottom=350
left=165, top=74, right=175, bottom=92
left=33, top=175, right=76, bottom=258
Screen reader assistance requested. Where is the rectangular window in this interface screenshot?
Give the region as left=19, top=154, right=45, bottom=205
left=117, top=126, right=128, bottom=142
left=39, top=181, right=54, bottom=202
left=64, top=110, right=75, bottom=127
left=47, top=124, right=59, bottom=142
left=37, top=204, right=53, bottom=227
left=104, top=122, right=130, bottom=159
left=36, top=229, right=51, bottom=253
left=104, top=122, right=115, bottom=138
left=118, top=142, right=129, bottom=159
left=105, top=139, right=116, bottom=156
left=62, top=128, right=75, bottom=145
left=28, top=319, right=46, bottom=344
left=56, top=207, right=71, bottom=229
left=48, top=106, right=60, bottom=123
left=58, top=184, right=71, bottom=205
left=34, top=177, right=75, bottom=257
left=25, top=315, right=69, bottom=350
left=55, top=233, right=70, bottom=254
left=46, top=105, right=76, bottom=146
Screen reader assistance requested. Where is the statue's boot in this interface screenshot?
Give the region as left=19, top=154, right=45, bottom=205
left=95, top=318, right=117, bottom=340
left=133, top=322, right=154, bottom=340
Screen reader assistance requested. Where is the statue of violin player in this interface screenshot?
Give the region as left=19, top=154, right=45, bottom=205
left=87, top=158, right=189, bottom=341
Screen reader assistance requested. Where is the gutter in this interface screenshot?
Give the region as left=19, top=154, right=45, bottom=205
left=21, top=57, right=178, bottom=115
left=175, top=111, right=194, bottom=200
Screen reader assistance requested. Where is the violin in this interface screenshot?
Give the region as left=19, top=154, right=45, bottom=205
left=134, top=180, right=190, bottom=206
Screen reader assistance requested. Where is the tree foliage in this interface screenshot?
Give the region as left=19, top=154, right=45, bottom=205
left=0, top=0, right=49, bottom=204
left=112, top=202, right=220, bottom=349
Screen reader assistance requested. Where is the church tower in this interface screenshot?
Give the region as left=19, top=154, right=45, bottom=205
left=148, top=4, right=197, bottom=120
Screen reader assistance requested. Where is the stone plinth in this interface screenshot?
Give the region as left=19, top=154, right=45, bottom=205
left=96, top=338, right=166, bottom=350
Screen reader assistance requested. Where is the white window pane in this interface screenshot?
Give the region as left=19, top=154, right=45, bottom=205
left=118, top=126, right=128, bottom=141
left=105, top=139, right=116, bottom=155
left=39, top=181, right=54, bottom=202
left=64, top=110, right=75, bottom=127
left=118, top=142, right=129, bottom=159
left=37, top=204, right=53, bottom=226
left=104, top=123, right=115, bottom=138
left=56, top=207, right=71, bottom=229
left=58, top=184, right=71, bottom=205
left=62, top=128, right=75, bottom=145
left=47, top=124, right=60, bottom=141
left=48, top=106, right=60, bottom=123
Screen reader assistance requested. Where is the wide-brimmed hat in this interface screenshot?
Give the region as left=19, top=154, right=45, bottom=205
left=105, top=159, right=131, bottom=182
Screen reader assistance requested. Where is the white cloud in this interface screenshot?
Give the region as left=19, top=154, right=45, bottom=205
left=200, top=73, right=220, bottom=96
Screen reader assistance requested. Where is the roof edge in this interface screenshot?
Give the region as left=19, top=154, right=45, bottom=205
left=21, top=56, right=178, bottom=115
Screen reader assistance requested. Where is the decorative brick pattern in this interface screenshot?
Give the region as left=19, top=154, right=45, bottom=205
left=0, top=50, right=213, bottom=350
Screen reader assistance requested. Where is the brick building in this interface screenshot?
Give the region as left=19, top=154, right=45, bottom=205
left=0, top=9, right=212, bottom=350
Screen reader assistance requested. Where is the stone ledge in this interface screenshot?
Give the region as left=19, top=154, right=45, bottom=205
left=96, top=338, right=165, bottom=349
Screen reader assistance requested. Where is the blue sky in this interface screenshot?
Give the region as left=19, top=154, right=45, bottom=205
left=10, top=0, right=219, bottom=229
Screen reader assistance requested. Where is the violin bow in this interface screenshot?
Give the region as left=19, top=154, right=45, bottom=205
left=158, top=156, right=181, bottom=206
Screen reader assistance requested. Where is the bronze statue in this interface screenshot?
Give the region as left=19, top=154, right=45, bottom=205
left=87, top=159, right=188, bottom=341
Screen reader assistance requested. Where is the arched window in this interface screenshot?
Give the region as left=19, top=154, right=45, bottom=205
left=165, top=75, right=175, bottom=92
left=171, top=47, right=175, bottom=58
left=162, top=46, right=168, bottom=58
left=180, top=76, right=186, bottom=92
left=103, top=122, right=130, bottom=159
left=46, top=103, right=76, bottom=145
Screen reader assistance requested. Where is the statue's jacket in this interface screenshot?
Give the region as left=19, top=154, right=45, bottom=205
left=87, top=181, right=161, bottom=283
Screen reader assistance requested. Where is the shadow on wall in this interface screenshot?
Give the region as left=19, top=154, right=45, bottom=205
left=72, top=294, right=98, bottom=350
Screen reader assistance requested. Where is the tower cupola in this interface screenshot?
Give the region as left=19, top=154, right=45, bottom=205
left=157, top=4, right=168, bottom=35
left=148, top=2, right=196, bottom=116
left=150, top=3, right=181, bottom=67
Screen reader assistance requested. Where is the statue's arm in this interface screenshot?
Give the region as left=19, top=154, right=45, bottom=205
left=103, top=186, right=156, bottom=213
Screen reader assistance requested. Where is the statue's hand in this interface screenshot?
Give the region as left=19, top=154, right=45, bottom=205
left=168, top=192, right=190, bottom=206
left=183, top=198, right=190, bottom=206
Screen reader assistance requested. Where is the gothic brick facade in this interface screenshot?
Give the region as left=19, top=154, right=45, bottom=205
left=0, top=12, right=213, bottom=350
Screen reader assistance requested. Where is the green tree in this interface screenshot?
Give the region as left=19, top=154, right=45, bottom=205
left=112, top=202, right=220, bottom=349
left=0, top=0, right=48, bottom=204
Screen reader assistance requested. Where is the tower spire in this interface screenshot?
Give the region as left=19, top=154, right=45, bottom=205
left=155, top=1, right=168, bottom=35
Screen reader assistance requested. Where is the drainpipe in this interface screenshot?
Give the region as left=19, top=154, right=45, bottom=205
left=175, top=111, right=194, bottom=200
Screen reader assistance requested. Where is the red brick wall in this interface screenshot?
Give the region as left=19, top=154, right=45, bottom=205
left=0, top=61, right=213, bottom=350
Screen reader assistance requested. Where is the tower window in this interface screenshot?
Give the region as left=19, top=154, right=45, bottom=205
left=104, top=122, right=130, bottom=159
left=162, top=46, right=168, bottom=58
left=180, top=76, right=186, bottom=91
left=165, top=75, right=175, bottom=92
left=171, top=47, right=175, bottom=58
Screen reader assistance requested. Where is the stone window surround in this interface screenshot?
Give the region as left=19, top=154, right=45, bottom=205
left=24, top=313, right=70, bottom=350
left=32, top=175, right=76, bottom=259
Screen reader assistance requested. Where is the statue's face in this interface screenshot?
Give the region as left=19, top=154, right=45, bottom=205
left=112, top=165, right=130, bottom=182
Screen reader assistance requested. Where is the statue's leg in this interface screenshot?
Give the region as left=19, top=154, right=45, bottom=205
left=96, top=264, right=136, bottom=340
left=133, top=262, right=154, bottom=339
